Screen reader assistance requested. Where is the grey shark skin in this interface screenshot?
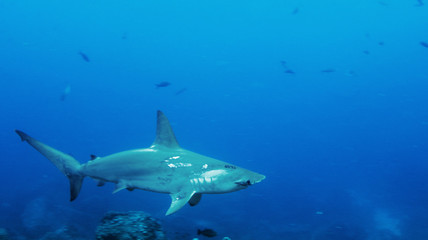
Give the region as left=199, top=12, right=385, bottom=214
left=15, top=111, right=265, bottom=215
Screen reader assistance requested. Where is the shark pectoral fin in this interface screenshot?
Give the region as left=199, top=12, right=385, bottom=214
left=166, top=190, right=196, bottom=215
left=189, top=193, right=202, bottom=207
left=113, top=181, right=127, bottom=194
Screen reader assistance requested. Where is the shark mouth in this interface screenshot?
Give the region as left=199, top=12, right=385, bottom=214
left=235, top=180, right=252, bottom=187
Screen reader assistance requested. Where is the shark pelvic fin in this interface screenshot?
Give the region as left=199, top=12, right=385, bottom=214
left=113, top=181, right=128, bottom=194
left=151, top=111, right=180, bottom=149
left=166, top=189, right=196, bottom=215
left=189, top=193, right=202, bottom=206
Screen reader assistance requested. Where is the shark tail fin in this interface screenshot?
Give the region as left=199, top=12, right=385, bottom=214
left=15, top=130, right=84, bottom=201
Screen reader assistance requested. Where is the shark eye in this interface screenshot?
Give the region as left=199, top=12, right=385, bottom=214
left=246, top=180, right=251, bottom=185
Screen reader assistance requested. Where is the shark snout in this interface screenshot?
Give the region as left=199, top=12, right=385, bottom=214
left=235, top=173, right=266, bottom=187
left=251, top=174, right=266, bottom=184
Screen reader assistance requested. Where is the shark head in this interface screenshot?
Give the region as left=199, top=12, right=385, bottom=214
left=198, top=166, right=266, bottom=193
left=234, top=169, right=266, bottom=189
left=231, top=167, right=266, bottom=191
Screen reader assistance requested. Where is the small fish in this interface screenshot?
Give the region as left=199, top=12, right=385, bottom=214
left=378, top=1, right=388, bottom=6
left=78, top=51, right=90, bottom=62
left=280, top=61, right=296, bottom=75
left=378, top=41, right=385, bottom=46
left=175, top=88, right=187, bottom=95
left=284, top=69, right=295, bottom=74
left=321, top=68, right=336, bottom=73
left=420, top=41, right=428, bottom=48
left=197, top=229, right=217, bottom=238
left=60, top=84, right=71, bottom=101
left=122, top=32, right=128, bottom=40
left=345, top=70, right=358, bottom=77
left=292, top=7, right=299, bottom=15
left=155, top=81, right=171, bottom=88
left=415, top=0, right=424, bottom=6
left=363, top=50, right=370, bottom=55
left=365, top=33, right=371, bottom=39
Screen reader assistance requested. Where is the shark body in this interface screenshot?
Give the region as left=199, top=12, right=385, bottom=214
left=15, top=111, right=265, bottom=215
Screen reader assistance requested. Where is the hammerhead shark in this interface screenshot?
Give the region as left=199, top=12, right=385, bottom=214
left=15, top=111, right=265, bottom=215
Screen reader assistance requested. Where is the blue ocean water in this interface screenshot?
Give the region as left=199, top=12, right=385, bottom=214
left=1, top=0, right=428, bottom=239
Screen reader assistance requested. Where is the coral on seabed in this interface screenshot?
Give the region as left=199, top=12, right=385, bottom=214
left=96, top=211, right=166, bottom=240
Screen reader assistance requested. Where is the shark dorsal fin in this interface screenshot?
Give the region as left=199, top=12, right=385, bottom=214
left=151, top=111, right=180, bottom=149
